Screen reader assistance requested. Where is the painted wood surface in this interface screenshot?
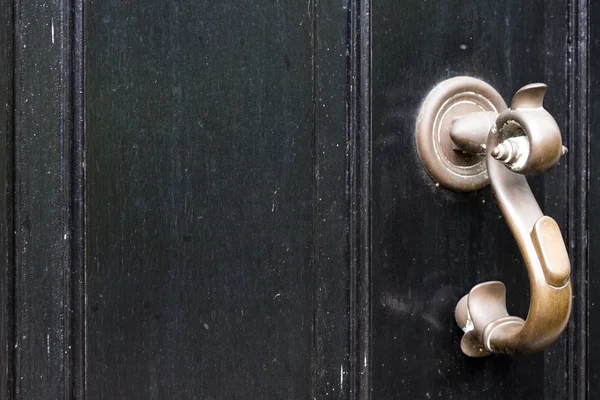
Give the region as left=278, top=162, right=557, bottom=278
left=0, top=0, right=595, bottom=398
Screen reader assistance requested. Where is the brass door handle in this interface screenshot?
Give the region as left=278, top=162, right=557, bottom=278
left=415, top=77, right=571, bottom=356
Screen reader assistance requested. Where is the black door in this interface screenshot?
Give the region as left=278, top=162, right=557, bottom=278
left=1, top=0, right=597, bottom=399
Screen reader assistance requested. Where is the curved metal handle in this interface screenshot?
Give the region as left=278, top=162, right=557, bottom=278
left=452, top=83, right=571, bottom=356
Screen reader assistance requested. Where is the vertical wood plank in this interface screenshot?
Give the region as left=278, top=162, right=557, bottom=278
left=13, top=0, right=78, bottom=397
left=72, top=0, right=86, bottom=396
left=85, top=1, right=351, bottom=398
left=566, top=1, right=589, bottom=399
left=348, top=0, right=372, bottom=399
left=0, top=0, right=14, bottom=398
left=313, top=0, right=352, bottom=398
left=587, top=0, right=600, bottom=398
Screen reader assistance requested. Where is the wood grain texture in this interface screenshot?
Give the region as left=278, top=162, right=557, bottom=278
left=85, top=0, right=350, bottom=398
left=1, top=0, right=594, bottom=398
left=565, top=1, right=589, bottom=399
left=72, top=0, right=86, bottom=397
left=588, top=0, right=600, bottom=398
left=12, top=0, right=80, bottom=398
left=312, top=1, right=352, bottom=398
left=348, top=0, right=372, bottom=399
left=0, top=0, right=13, bottom=398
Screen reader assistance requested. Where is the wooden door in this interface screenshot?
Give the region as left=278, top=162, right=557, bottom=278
left=372, top=2, right=589, bottom=398
left=0, top=0, right=597, bottom=399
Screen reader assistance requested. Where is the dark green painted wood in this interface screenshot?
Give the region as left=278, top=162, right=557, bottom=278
left=85, top=1, right=350, bottom=398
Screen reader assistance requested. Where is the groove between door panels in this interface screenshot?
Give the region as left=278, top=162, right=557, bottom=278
left=348, top=0, right=372, bottom=399
left=566, top=0, right=589, bottom=399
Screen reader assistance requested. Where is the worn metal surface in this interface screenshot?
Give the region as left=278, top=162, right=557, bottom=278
left=449, top=83, right=572, bottom=356
left=415, top=77, right=506, bottom=191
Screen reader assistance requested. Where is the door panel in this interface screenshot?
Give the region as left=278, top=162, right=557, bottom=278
left=8, top=0, right=82, bottom=398
left=86, top=1, right=348, bottom=399
left=85, top=1, right=350, bottom=398
left=372, top=1, right=581, bottom=398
